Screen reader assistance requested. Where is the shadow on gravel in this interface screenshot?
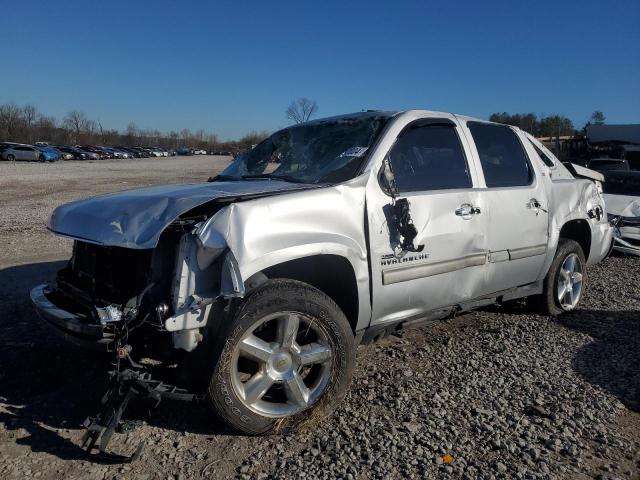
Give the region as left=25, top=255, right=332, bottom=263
left=561, top=309, right=640, bottom=412
left=0, top=261, right=226, bottom=463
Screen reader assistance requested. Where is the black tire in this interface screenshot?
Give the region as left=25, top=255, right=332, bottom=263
left=39, top=155, right=45, bottom=162
left=532, top=238, right=586, bottom=316
left=205, top=279, right=355, bottom=435
left=7, top=154, right=15, bottom=161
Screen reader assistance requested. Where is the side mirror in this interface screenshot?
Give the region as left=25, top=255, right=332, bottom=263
left=379, top=157, right=398, bottom=197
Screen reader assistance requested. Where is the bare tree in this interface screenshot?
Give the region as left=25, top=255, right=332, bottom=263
left=180, top=129, right=192, bottom=147
left=168, top=130, right=179, bottom=148
left=34, top=115, right=59, bottom=143
left=22, top=104, right=38, bottom=142
left=0, top=100, right=274, bottom=153
left=63, top=110, right=90, bottom=143
left=97, top=120, right=106, bottom=143
left=0, top=103, right=23, bottom=140
left=285, top=98, right=318, bottom=124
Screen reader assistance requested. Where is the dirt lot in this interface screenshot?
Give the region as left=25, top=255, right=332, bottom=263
left=0, top=155, right=232, bottom=266
left=0, top=157, right=638, bottom=479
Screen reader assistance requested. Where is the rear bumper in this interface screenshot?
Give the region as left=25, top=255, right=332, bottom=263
left=30, top=284, right=113, bottom=350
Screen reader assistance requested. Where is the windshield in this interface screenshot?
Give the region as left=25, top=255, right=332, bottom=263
left=588, top=159, right=628, bottom=171
left=603, top=171, right=640, bottom=196
left=219, top=113, right=391, bottom=184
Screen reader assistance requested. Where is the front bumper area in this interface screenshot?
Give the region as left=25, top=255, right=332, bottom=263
left=611, top=217, right=640, bottom=256
left=30, top=284, right=114, bottom=349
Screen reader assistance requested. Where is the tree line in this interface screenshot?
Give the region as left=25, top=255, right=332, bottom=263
left=0, top=102, right=269, bottom=152
left=488, top=110, right=606, bottom=138
left=0, top=99, right=608, bottom=151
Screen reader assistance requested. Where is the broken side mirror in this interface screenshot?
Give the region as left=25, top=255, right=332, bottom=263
left=379, top=156, right=398, bottom=197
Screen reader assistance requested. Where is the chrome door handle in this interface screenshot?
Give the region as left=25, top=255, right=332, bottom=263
left=455, top=203, right=481, bottom=218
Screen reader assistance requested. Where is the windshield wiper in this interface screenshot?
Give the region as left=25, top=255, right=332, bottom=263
left=240, top=173, right=310, bottom=184
left=207, top=174, right=242, bottom=182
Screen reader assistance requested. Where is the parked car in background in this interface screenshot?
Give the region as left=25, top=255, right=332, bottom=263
left=0, top=142, right=20, bottom=152
left=36, top=145, right=62, bottom=162
left=193, top=149, right=207, bottom=155
left=95, top=146, right=116, bottom=158
left=603, top=170, right=640, bottom=256
left=76, top=147, right=102, bottom=160
left=57, top=146, right=90, bottom=160
left=145, top=148, right=163, bottom=157
left=57, top=149, right=75, bottom=160
left=127, top=147, right=148, bottom=158
left=103, top=147, right=130, bottom=159
left=175, top=147, right=193, bottom=155
left=118, top=147, right=144, bottom=158
left=1, top=144, right=49, bottom=161
left=32, top=110, right=611, bottom=448
left=587, top=158, right=630, bottom=172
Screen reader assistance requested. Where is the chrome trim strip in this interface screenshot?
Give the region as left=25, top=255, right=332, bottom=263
left=488, top=250, right=509, bottom=263
left=382, top=253, right=487, bottom=285
left=508, top=244, right=547, bottom=260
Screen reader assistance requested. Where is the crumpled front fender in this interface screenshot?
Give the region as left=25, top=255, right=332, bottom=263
left=196, top=178, right=372, bottom=330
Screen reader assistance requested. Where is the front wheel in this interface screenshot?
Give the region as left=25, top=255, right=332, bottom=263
left=533, top=238, right=586, bottom=316
left=206, top=279, right=355, bottom=434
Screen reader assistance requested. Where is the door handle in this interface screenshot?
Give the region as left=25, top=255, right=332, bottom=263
left=455, top=203, right=481, bottom=218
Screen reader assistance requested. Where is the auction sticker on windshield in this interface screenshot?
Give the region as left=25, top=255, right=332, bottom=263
left=338, top=146, right=368, bottom=158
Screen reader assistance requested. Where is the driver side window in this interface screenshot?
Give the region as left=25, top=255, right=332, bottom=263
left=389, top=125, right=471, bottom=192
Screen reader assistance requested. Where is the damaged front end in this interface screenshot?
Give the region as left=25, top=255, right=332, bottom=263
left=609, top=214, right=640, bottom=256
left=30, top=206, right=246, bottom=460
left=603, top=171, right=640, bottom=256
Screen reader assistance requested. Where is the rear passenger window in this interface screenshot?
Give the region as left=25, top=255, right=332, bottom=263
left=388, top=125, right=471, bottom=192
left=468, top=123, right=533, bottom=187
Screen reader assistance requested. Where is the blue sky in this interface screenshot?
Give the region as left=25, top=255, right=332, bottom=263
left=1, top=0, right=638, bottom=139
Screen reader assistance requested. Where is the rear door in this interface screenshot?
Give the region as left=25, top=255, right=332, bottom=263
left=15, top=146, right=36, bottom=161
left=366, top=116, right=488, bottom=326
left=462, top=122, right=549, bottom=293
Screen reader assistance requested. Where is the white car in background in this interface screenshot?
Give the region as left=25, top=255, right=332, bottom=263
left=603, top=170, right=640, bottom=255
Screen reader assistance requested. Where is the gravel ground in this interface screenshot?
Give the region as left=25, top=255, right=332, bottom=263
left=0, top=157, right=638, bottom=479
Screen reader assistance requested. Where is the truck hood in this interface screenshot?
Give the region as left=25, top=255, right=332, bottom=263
left=605, top=193, right=640, bottom=217
left=49, top=180, right=309, bottom=249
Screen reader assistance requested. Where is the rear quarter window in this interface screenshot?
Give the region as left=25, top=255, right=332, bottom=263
left=528, top=140, right=556, bottom=168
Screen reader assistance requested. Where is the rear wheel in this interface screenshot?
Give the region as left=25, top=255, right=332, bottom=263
left=38, top=155, right=45, bottom=162
left=533, top=238, right=586, bottom=316
left=206, top=279, right=355, bottom=434
left=6, top=154, right=15, bottom=161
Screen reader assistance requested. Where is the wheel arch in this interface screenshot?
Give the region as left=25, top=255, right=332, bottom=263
left=254, top=254, right=362, bottom=334
left=559, top=219, right=592, bottom=260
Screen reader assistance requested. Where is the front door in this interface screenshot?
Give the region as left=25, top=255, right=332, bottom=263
left=366, top=117, right=489, bottom=326
left=462, top=122, right=549, bottom=293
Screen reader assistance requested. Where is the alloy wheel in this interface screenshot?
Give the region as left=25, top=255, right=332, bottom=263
left=556, top=253, right=583, bottom=310
left=230, top=311, right=333, bottom=418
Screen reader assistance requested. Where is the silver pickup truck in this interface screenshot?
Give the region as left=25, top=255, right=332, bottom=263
left=31, top=110, right=612, bottom=445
